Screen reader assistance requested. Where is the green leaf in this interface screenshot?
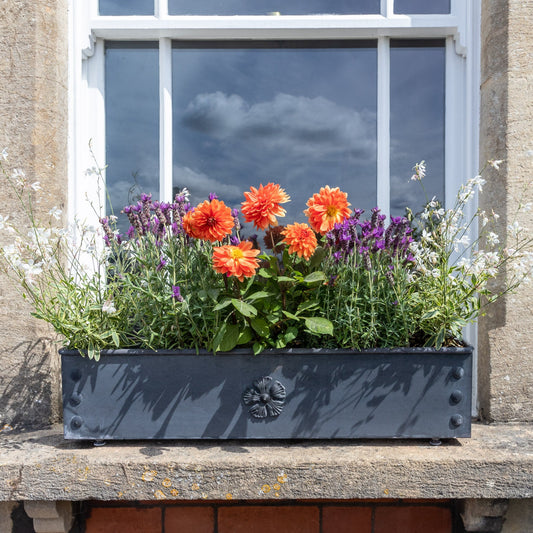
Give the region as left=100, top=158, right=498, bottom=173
left=246, top=291, right=272, bottom=301
left=213, top=299, right=232, bottom=312
left=218, top=324, right=240, bottom=352
left=231, top=299, right=258, bottom=318
left=257, top=268, right=273, bottom=278
left=283, top=326, right=298, bottom=344
left=111, top=330, right=120, bottom=348
left=304, top=316, right=334, bottom=336
left=309, top=246, right=326, bottom=269
left=251, top=317, right=270, bottom=337
left=297, top=301, right=319, bottom=314
left=253, top=342, right=265, bottom=355
left=237, top=327, right=253, bottom=345
left=303, top=271, right=326, bottom=284
left=282, top=310, right=299, bottom=321
left=277, top=276, right=296, bottom=283
left=421, top=309, right=440, bottom=320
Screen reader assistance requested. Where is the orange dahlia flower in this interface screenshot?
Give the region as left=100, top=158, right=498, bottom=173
left=282, top=223, right=317, bottom=261
left=241, top=183, right=290, bottom=230
left=304, top=186, right=351, bottom=235
left=212, top=240, right=260, bottom=282
left=184, top=199, right=234, bottom=242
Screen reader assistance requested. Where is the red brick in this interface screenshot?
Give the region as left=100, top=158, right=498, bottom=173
left=374, top=506, right=452, bottom=533
left=164, top=506, right=214, bottom=533
left=218, top=506, right=319, bottom=533
left=85, top=507, right=162, bottom=533
left=322, top=507, right=373, bottom=533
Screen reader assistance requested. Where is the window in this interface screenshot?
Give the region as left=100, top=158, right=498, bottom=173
left=69, top=1, right=480, bottom=398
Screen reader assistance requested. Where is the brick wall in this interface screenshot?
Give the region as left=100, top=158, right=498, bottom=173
left=83, top=499, right=460, bottom=533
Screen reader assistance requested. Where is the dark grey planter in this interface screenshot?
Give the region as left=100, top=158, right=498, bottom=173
left=60, top=346, right=473, bottom=440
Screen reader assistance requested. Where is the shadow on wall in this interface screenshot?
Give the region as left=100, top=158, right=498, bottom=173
left=0, top=337, right=57, bottom=431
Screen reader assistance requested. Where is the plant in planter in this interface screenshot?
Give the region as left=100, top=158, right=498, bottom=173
left=1, top=150, right=531, bottom=440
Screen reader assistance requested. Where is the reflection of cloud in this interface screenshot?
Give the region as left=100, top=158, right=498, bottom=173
left=173, top=165, right=243, bottom=206
left=182, top=92, right=375, bottom=159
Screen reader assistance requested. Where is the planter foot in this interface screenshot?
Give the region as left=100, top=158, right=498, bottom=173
left=93, top=440, right=106, bottom=447
left=429, top=438, right=442, bottom=446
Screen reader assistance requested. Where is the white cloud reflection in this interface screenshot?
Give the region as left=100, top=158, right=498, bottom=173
left=181, top=92, right=376, bottom=160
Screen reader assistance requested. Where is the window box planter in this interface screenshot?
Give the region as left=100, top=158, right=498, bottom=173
left=61, top=346, right=472, bottom=441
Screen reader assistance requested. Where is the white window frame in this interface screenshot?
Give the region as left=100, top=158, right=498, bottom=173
left=68, top=0, right=481, bottom=414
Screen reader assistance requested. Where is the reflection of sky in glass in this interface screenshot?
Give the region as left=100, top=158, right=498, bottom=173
left=100, top=0, right=153, bottom=16
left=394, top=0, right=450, bottom=14
left=169, top=0, right=379, bottom=15
left=390, top=40, right=445, bottom=216
left=105, top=44, right=159, bottom=226
left=172, top=42, right=377, bottom=233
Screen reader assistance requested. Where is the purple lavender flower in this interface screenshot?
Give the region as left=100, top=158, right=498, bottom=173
left=230, top=235, right=241, bottom=246
left=157, top=257, right=167, bottom=271
left=208, top=192, right=218, bottom=201
left=172, top=285, right=184, bottom=302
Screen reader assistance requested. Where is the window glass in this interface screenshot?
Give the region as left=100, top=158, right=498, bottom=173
left=390, top=40, right=445, bottom=216
left=172, top=41, right=377, bottom=230
left=105, top=43, right=159, bottom=225
left=168, top=0, right=379, bottom=16
left=99, top=0, right=153, bottom=16
left=394, top=0, right=450, bottom=15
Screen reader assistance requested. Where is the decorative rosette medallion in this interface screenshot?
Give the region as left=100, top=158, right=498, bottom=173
left=242, top=376, right=286, bottom=419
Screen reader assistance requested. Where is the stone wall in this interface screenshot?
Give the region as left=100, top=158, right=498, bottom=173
left=0, top=0, right=68, bottom=429
left=478, top=0, right=533, bottom=422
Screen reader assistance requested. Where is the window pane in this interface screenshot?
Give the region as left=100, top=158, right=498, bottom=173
left=169, top=0, right=379, bottom=15
left=172, top=42, right=377, bottom=230
left=390, top=40, right=445, bottom=216
left=394, top=0, right=450, bottom=15
left=99, top=0, right=153, bottom=16
left=105, top=43, right=159, bottom=226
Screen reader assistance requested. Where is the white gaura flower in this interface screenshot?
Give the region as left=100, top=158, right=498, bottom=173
left=0, top=214, right=9, bottom=229
left=30, top=181, right=42, bottom=191
left=431, top=269, right=441, bottom=278
left=508, top=221, right=524, bottom=238
left=21, top=259, right=43, bottom=285
left=421, top=229, right=434, bottom=243
left=467, top=175, right=486, bottom=192
left=486, top=232, right=500, bottom=246
left=102, top=300, right=117, bottom=314
left=454, top=234, right=470, bottom=252
left=49, top=207, right=62, bottom=220
left=519, top=202, right=532, bottom=213
left=2, top=244, right=21, bottom=267
left=1, top=148, right=7, bottom=161
left=410, top=160, right=426, bottom=181
left=12, top=168, right=26, bottom=188
left=478, top=210, right=489, bottom=228
left=488, top=159, right=504, bottom=170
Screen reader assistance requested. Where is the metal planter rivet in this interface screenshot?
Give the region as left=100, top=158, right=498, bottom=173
left=450, top=414, right=464, bottom=427
left=450, top=390, right=463, bottom=404
left=70, top=416, right=83, bottom=430
left=452, top=366, right=465, bottom=380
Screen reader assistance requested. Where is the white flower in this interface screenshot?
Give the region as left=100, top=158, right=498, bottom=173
left=467, top=175, right=486, bottom=192
left=0, top=214, right=9, bottom=229
left=102, top=300, right=117, bottom=314
left=109, top=215, right=118, bottom=222
left=21, top=259, right=43, bottom=285
left=478, top=210, right=489, bottom=227
left=1, top=148, right=7, bottom=161
left=12, top=168, right=26, bottom=188
left=84, top=166, right=100, bottom=177
left=488, top=159, right=504, bottom=170
left=431, top=269, right=440, bottom=278
left=2, top=244, right=21, bottom=266
left=421, top=229, right=434, bottom=243
left=49, top=207, right=62, bottom=220
left=410, top=160, right=426, bottom=181
left=30, top=181, right=42, bottom=191
left=486, top=232, right=500, bottom=246
left=508, top=221, right=524, bottom=238
left=519, top=202, right=532, bottom=213
left=454, top=234, right=470, bottom=252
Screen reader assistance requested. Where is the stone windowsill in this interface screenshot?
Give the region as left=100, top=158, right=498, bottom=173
left=0, top=423, right=531, bottom=502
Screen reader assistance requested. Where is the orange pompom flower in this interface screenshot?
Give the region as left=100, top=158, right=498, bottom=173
left=184, top=199, right=234, bottom=242
left=241, top=183, right=290, bottom=230
left=282, top=223, right=317, bottom=261
left=212, top=240, right=261, bottom=282
left=304, top=186, right=351, bottom=235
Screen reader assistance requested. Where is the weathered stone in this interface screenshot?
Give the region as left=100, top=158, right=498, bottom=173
left=460, top=499, right=509, bottom=532
left=24, top=501, right=73, bottom=533
left=0, top=502, right=15, bottom=533
left=0, top=423, right=531, bottom=502
left=0, top=0, right=68, bottom=431
left=501, top=499, right=533, bottom=533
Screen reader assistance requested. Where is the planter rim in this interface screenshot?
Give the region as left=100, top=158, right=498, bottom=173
left=59, top=345, right=474, bottom=357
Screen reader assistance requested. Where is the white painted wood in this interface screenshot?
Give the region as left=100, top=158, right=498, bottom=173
left=377, top=37, right=390, bottom=217
left=159, top=37, right=173, bottom=202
